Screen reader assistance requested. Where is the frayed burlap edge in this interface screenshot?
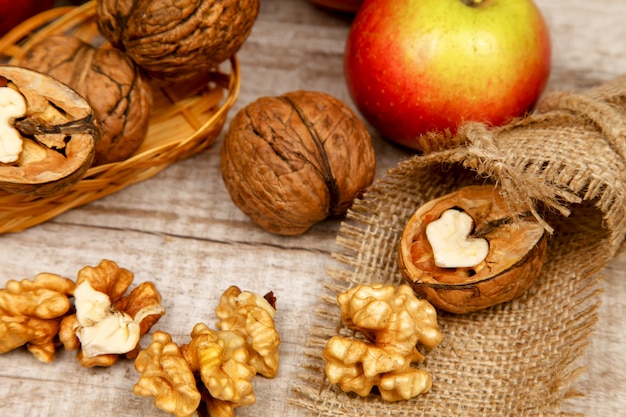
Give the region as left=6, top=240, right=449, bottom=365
left=290, top=74, right=626, bottom=416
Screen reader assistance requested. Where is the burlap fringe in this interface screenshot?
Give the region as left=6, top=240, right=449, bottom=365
left=291, top=73, right=626, bottom=416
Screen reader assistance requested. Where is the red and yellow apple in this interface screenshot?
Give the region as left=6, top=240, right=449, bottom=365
left=0, top=0, right=56, bottom=36
left=344, top=0, right=551, bottom=151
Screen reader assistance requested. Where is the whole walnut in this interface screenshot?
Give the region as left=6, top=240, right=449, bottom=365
left=19, top=34, right=152, bottom=165
left=96, top=0, right=260, bottom=81
left=221, top=90, right=376, bottom=236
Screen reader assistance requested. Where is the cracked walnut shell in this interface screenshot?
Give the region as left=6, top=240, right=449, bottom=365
left=0, top=65, right=99, bottom=196
left=221, top=90, right=376, bottom=235
left=96, top=0, right=260, bottom=81
left=19, top=35, right=153, bottom=165
left=398, top=184, right=548, bottom=314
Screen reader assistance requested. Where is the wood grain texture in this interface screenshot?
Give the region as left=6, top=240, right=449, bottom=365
left=1, top=0, right=625, bottom=416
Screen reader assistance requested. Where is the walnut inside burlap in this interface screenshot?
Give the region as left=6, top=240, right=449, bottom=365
left=291, top=73, right=626, bottom=417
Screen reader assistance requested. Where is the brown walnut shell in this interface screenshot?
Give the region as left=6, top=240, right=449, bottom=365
left=221, top=90, right=376, bottom=236
left=19, top=34, right=152, bottom=165
left=96, top=0, right=260, bottom=81
left=398, top=184, right=548, bottom=314
left=0, top=65, right=99, bottom=196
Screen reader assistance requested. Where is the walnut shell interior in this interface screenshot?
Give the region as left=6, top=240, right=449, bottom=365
left=398, top=184, right=548, bottom=314
left=0, top=65, right=99, bottom=196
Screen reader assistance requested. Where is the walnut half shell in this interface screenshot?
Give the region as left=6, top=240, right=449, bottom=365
left=0, top=65, right=99, bottom=196
left=398, top=185, right=547, bottom=314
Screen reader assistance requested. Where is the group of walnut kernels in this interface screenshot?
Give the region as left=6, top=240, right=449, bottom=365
left=0, top=259, right=280, bottom=417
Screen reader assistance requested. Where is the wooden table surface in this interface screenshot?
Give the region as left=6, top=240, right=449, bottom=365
left=1, top=1, right=625, bottom=416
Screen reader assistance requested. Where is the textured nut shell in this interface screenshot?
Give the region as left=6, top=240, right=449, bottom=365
left=0, top=65, right=98, bottom=196
left=398, top=185, right=548, bottom=314
left=221, top=90, right=376, bottom=235
left=19, top=35, right=152, bottom=165
left=96, top=0, right=260, bottom=81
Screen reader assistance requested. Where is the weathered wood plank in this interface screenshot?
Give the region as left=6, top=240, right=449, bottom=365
left=1, top=0, right=625, bottom=416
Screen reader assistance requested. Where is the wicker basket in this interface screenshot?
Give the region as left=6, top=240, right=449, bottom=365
left=0, top=1, right=240, bottom=234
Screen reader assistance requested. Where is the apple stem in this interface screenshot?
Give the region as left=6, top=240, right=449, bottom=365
left=460, top=0, right=485, bottom=7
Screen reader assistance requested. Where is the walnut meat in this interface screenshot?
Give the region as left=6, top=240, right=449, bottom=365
left=135, top=326, right=257, bottom=417
left=181, top=324, right=256, bottom=407
left=398, top=184, right=548, bottom=314
left=0, top=66, right=99, bottom=196
left=19, top=35, right=153, bottom=165
left=134, top=331, right=202, bottom=417
left=96, top=0, right=260, bottom=81
left=59, top=259, right=165, bottom=367
left=0, top=273, right=75, bottom=363
left=221, top=90, right=376, bottom=235
left=134, top=286, right=279, bottom=417
left=215, top=286, right=280, bottom=378
left=323, top=284, right=442, bottom=402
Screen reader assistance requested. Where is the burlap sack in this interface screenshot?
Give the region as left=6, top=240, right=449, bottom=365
left=291, top=73, right=626, bottom=416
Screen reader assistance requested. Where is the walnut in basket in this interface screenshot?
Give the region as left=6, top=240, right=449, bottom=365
left=19, top=34, right=153, bottom=165
left=398, top=184, right=548, bottom=314
left=221, top=90, right=376, bottom=235
left=96, top=0, right=260, bottom=81
left=0, top=65, right=100, bottom=196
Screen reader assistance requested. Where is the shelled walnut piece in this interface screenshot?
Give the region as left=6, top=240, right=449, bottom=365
left=0, top=272, right=75, bottom=363
left=215, top=285, right=280, bottom=378
left=96, top=0, right=260, bottom=81
left=19, top=34, right=153, bottom=165
left=398, top=184, right=548, bottom=314
left=133, top=331, right=202, bottom=417
left=133, top=286, right=280, bottom=417
left=0, top=65, right=100, bottom=196
left=323, top=283, right=442, bottom=402
left=221, top=90, right=376, bottom=235
left=59, top=259, right=165, bottom=368
left=182, top=324, right=257, bottom=415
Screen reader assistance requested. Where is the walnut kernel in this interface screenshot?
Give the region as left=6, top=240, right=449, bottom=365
left=59, top=259, right=165, bottom=367
left=133, top=331, right=202, bottom=417
left=215, top=286, right=280, bottom=378
left=323, top=283, right=442, bottom=401
left=0, top=272, right=75, bottom=363
left=133, top=286, right=279, bottom=417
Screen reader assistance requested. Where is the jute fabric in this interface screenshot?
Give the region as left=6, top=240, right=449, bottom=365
left=291, top=74, right=626, bottom=416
